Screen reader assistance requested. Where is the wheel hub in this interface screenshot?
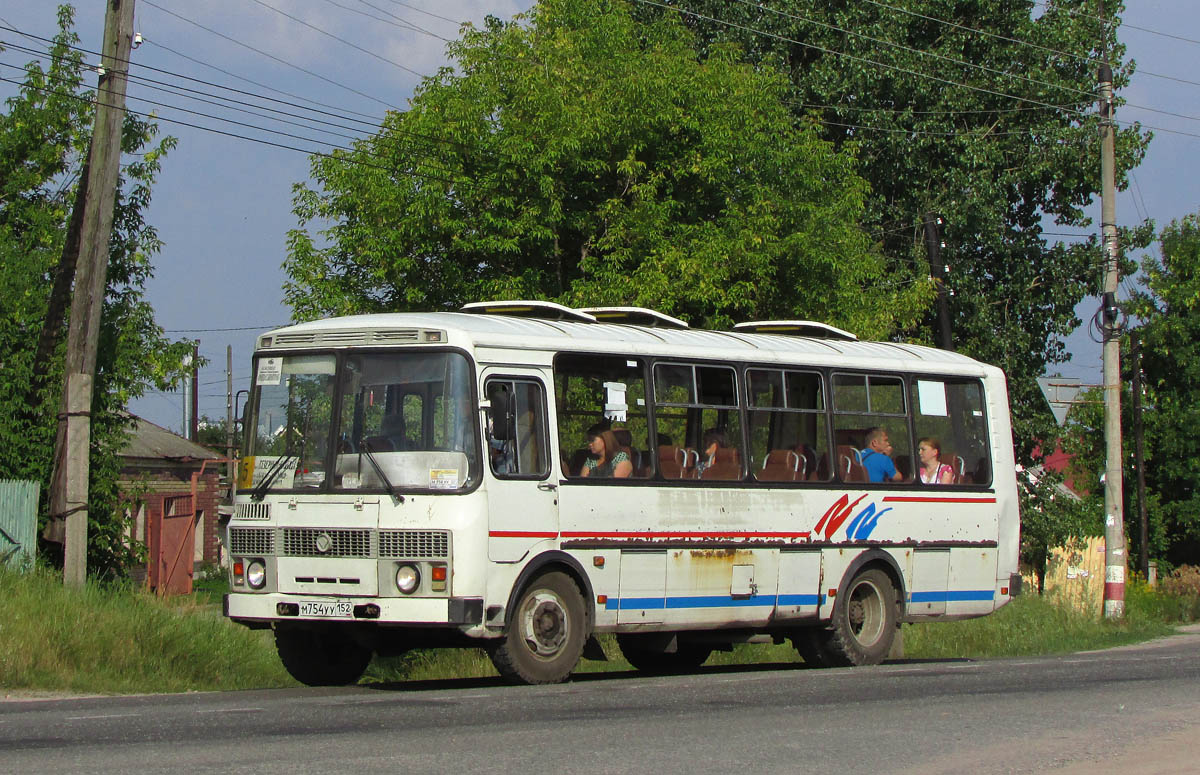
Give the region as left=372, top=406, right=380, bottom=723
left=522, top=592, right=568, bottom=656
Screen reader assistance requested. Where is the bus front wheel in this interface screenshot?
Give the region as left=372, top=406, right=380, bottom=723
left=490, top=571, right=587, bottom=684
left=824, top=567, right=898, bottom=666
left=274, top=625, right=372, bottom=686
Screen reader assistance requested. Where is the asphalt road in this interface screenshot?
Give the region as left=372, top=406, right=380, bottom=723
left=3, top=626, right=1199, bottom=774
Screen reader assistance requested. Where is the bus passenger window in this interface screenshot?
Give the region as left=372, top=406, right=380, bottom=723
left=748, top=369, right=830, bottom=482
left=911, top=378, right=990, bottom=486
left=832, top=373, right=911, bottom=483
left=653, top=363, right=743, bottom=481
left=554, top=354, right=650, bottom=479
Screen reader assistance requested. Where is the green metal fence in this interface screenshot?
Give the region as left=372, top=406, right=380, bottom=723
left=0, top=479, right=39, bottom=569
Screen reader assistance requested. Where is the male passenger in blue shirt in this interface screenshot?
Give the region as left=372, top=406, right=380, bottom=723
left=860, top=427, right=903, bottom=482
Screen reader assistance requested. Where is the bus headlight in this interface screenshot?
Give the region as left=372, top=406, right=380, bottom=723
left=246, top=559, right=267, bottom=590
left=395, top=564, right=420, bottom=594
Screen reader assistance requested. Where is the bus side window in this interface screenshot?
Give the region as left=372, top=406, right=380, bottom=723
left=911, top=378, right=990, bottom=486
left=554, top=354, right=650, bottom=479
left=485, top=378, right=549, bottom=478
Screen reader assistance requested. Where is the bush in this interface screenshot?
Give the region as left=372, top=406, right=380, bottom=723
left=1161, top=564, right=1200, bottom=598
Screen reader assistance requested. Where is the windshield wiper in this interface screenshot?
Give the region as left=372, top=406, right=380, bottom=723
left=360, top=443, right=404, bottom=502
left=251, top=454, right=296, bottom=501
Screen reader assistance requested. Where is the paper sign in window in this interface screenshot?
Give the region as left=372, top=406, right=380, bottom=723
left=917, top=380, right=948, bottom=417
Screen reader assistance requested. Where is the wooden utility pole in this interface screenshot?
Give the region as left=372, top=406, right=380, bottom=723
left=1098, top=60, right=1127, bottom=619
left=226, top=345, right=235, bottom=496
left=1132, top=335, right=1148, bottom=579
left=923, top=214, right=953, bottom=351
left=47, top=0, right=137, bottom=586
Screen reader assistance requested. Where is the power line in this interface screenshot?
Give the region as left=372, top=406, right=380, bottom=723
left=872, top=0, right=1200, bottom=90
left=245, top=0, right=425, bottom=78
left=142, top=37, right=381, bottom=122
left=319, top=0, right=453, bottom=42
left=734, top=0, right=1097, bottom=102
left=369, top=0, right=466, bottom=28
left=1032, top=1, right=1200, bottom=47
left=139, top=1, right=397, bottom=108
left=630, top=0, right=1088, bottom=115
left=0, top=73, right=461, bottom=184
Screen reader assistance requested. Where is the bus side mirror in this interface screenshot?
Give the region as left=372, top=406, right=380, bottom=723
left=489, top=390, right=513, bottom=441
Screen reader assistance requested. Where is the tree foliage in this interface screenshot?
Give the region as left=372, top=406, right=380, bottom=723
left=0, top=6, right=192, bottom=578
left=1017, top=463, right=1093, bottom=593
left=1121, top=212, right=1200, bottom=567
left=629, top=0, right=1152, bottom=455
left=286, top=0, right=929, bottom=334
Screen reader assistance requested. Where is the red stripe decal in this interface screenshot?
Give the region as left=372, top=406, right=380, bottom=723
left=881, top=496, right=997, bottom=504
left=558, top=531, right=811, bottom=539
left=489, top=531, right=559, bottom=539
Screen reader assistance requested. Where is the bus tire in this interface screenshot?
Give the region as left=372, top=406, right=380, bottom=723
left=789, top=627, right=840, bottom=668
left=274, top=625, right=372, bottom=686
left=825, top=568, right=898, bottom=666
left=490, top=571, right=587, bottom=684
left=616, top=634, right=712, bottom=674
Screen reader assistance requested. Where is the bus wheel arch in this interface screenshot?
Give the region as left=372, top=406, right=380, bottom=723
left=821, top=553, right=904, bottom=666
left=502, top=551, right=596, bottom=631
left=489, top=568, right=589, bottom=684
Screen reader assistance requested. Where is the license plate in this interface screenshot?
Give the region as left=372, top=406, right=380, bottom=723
left=298, top=600, right=353, bottom=618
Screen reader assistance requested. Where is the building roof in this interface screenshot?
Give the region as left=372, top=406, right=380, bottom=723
left=120, top=415, right=220, bottom=462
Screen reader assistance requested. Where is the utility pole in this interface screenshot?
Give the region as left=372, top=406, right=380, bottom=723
left=226, top=345, right=235, bottom=496
left=190, top=341, right=199, bottom=441
left=47, top=0, right=137, bottom=587
left=1132, top=335, right=1148, bottom=579
left=923, top=214, right=953, bottom=351
left=1099, top=60, right=1127, bottom=619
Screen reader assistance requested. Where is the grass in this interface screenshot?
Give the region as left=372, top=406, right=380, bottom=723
left=0, top=566, right=295, bottom=694
left=3, top=566, right=1197, bottom=694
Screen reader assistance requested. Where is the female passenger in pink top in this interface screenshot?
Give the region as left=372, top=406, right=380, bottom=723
left=918, top=437, right=955, bottom=484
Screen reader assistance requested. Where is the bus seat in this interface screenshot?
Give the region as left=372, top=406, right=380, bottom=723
left=682, top=448, right=700, bottom=479
left=895, top=455, right=912, bottom=481
left=759, top=449, right=801, bottom=482
left=942, top=453, right=967, bottom=484
left=658, top=445, right=687, bottom=478
left=837, top=444, right=867, bottom=482
left=701, top=447, right=742, bottom=480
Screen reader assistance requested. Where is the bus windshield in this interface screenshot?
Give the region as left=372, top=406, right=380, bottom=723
left=243, top=350, right=480, bottom=494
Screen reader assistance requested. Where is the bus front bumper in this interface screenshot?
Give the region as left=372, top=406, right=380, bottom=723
left=223, top=593, right=483, bottom=626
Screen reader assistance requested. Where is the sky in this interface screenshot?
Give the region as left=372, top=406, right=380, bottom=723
left=1, top=1, right=1197, bottom=435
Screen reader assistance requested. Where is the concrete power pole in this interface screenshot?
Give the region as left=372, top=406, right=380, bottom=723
left=1099, top=61, right=1127, bottom=619
left=48, top=0, right=137, bottom=587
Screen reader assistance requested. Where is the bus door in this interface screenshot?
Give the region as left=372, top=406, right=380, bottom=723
left=483, top=371, right=557, bottom=562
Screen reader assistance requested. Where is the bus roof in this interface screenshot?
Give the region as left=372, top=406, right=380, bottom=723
left=258, top=311, right=994, bottom=375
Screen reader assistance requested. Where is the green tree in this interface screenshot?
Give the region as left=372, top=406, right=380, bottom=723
left=0, top=6, right=192, bottom=578
left=1122, top=212, right=1200, bottom=567
left=629, top=0, right=1152, bottom=455
left=285, top=0, right=929, bottom=334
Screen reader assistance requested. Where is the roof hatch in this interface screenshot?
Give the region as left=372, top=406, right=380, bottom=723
left=577, top=306, right=689, bottom=329
left=459, top=300, right=597, bottom=323
left=732, top=320, right=858, bottom=341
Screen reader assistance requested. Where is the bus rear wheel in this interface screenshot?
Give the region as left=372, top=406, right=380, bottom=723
left=824, top=568, right=898, bottom=666
left=274, top=625, right=372, bottom=686
left=490, top=571, right=587, bottom=684
left=616, top=634, right=713, bottom=674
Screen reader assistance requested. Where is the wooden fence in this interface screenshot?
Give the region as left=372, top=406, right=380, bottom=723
left=0, top=479, right=39, bottom=569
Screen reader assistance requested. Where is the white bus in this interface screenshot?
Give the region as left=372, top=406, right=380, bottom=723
left=224, top=301, right=1019, bottom=685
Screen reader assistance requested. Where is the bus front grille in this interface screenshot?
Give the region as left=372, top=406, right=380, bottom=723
left=282, top=528, right=372, bottom=558
left=229, top=527, right=275, bottom=555
left=379, top=530, right=449, bottom=559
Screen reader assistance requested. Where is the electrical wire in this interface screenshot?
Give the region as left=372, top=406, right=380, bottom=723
left=244, top=0, right=425, bottom=78
left=319, top=0, right=452, bottom=42
left=139, top=1, right=396, bottom=108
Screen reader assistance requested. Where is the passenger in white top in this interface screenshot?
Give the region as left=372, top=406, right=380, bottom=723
left=918, top=436, right=955, bottom=484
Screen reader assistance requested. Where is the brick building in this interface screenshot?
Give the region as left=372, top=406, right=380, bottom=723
left=120, top=416, right=226, bottom=572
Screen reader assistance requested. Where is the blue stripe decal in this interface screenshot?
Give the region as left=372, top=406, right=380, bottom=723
left=909, top=590, right=996, bottom=603
left=606, top=593, right=825, bottom=611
